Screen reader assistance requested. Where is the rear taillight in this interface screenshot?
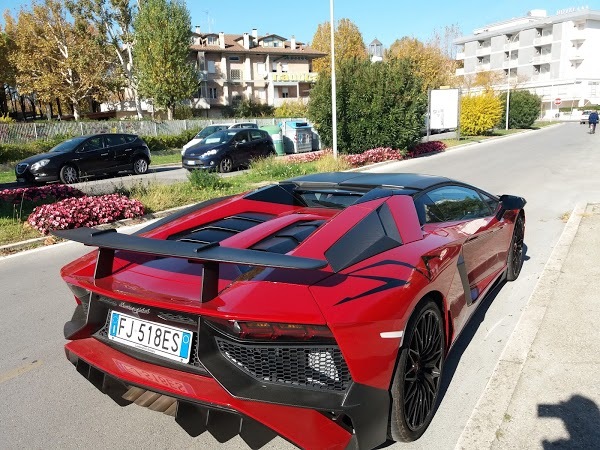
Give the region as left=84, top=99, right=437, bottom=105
left=208, top=318, right=335, bottom=342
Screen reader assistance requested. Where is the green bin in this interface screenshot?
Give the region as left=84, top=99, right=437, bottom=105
left=261, top=125, right=284, bottom=155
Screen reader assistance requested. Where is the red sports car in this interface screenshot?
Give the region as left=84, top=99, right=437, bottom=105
left=54, top=172, right=526, bottom=449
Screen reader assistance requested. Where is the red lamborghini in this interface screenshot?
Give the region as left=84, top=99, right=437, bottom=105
left=54, top=172, right=526, bottom=449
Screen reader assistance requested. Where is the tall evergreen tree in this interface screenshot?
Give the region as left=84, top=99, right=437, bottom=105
left=133, top=0, right=196, bottom=120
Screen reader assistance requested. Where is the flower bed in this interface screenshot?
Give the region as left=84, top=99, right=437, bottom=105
left=344, top=147, right=406, bottom=167
left=408, top=141, right=447, bottom=157
left=27, top=193, right=145, bottom=235
left=0, top=185, right=84, bottom=204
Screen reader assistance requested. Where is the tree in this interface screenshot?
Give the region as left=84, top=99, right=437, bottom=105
left=387, top=37, right=456, bottom=92
left=311, top=18, right=368, bottom=75
left=0, top=22, right=17, bottom=115
left=308, top=58, right=426, bottom=153
left=499, top=90, right=541, bottom=129
left=8, top=0, right=115, bottom=120
left=67, top=0, right=143, bottom=119
left=133, top=0, right=196, bottom=120
left=460, top=90, right=503, bottom=135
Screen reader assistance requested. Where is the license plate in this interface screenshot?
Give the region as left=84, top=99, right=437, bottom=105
left=17, top=178, right=25, bottom=183
left=108, top=311, right=193, bottom=363
left=185, top=160, right=196, bottom=165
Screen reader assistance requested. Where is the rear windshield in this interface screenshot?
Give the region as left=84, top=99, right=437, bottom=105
left=196, top=125, right=228, bottom=139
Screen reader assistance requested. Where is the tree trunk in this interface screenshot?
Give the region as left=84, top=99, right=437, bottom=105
left=72, top=102, right=80, bottom=121
left=134, top=93, right=144, bottom=120
left=56, top=98, right=63, bottom=119
left=0, top=85, right=7, bottom=115
left=46, top=102, right=53, bottom=120
left=167, top=105, right=174, bottom=120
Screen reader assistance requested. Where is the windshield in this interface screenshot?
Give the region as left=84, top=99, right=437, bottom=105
left=50, top=137, right=87, bottom=153
left=196, top=125, right=227, bottom=139
left=204, top=130, right=238, bottom=145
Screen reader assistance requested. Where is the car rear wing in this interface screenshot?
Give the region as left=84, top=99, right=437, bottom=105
left=52, top=227, right=328, bottom=303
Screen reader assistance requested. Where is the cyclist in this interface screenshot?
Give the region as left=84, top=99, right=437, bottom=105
left=589, top=110, right=599, bottom=134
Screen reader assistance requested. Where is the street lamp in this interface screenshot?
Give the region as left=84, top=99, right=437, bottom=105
left=505, top=32, right=520, bottom=130
left=330, top=0, right=337, bottom=158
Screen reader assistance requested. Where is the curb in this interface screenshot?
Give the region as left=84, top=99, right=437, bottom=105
left=455, top=202, right=586, bottom=449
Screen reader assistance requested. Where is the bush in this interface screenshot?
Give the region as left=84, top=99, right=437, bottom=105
left=408, top=140, right=446, bottom=157
left=460, top=91, right=503, bottom=135
left=0, top=185, right=84, bottom=204
left=141, top=129, right=197, bottom=152
left=27, top=193, right=145, bottom=235
left=499, top=90, right=542, bottom=129
left=274, top=100, right=308, bottom=118
left=223, top=99, right=274, bottom=118
left=344, top=147, right=405, bottom=167
left=0, top=113, right=15, bottom=124
left=187, top=169, right=227, bottom=190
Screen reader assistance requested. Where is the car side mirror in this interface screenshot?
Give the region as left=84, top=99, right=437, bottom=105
left=496, top=194, right=526, bottom=219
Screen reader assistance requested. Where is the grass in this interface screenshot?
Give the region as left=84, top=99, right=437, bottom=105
left=150, top=149, right=181, bottom=166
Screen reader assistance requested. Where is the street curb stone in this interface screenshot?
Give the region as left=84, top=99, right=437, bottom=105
left=455, top=202, right=587, bottom=449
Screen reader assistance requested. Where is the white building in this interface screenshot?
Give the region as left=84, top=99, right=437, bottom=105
left=454, top=8, right=600, bottom=117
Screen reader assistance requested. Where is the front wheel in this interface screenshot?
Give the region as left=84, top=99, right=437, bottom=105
left=132, top=157, right=149, bottom=175
left=59, top=164, right=79, bottom=184
left=389, top=299, right=444, bottom=442
left=506, top=213, right=525, bottom=281
left=218, top=156, right=233, bottom=173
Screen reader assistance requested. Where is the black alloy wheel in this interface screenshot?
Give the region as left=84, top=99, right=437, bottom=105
left=59, top=164, right=79, bottom=184
left=389, top=300, right=444, bottom=442
left=506, top=213, right=525, bottom=281
left=218, top=156, right=233, bottom=173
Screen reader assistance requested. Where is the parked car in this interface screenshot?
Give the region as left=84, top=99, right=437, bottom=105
left=182, top=128, right=275, bottom=172
left=53, top=172, right=526, bottom=449
left=580, top=110, right=593, bottom=124
left=182, top=122, right=259, bottom=154
left=15, top=133, right=151, bottom=185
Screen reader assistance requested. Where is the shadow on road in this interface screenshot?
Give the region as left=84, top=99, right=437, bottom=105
left=539, top=395, right=600, bottom=448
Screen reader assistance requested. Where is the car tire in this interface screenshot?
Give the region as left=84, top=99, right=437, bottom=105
left=59, top=164, right=79, bottom=184
left=389, top=299, right=444, bottom=442
left=218, top=157, right=233, bottom=173
left=506, top=213, right=525, bottom=281
left=132, top=157, right=149, bottom=175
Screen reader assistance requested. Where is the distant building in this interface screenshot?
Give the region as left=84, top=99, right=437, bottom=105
left=369, top=38, right=384, bottom=63
left=106, top=28, right=326, bottom=119
left=454, top=8, right=600, bottom=116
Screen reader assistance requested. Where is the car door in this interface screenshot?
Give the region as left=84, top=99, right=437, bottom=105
left=416, top=185, right=505, bottom=300
left=230, top=130, right=253, bottom=166
left=74, top=136, right=110, bottom=175
left=104, top=134, right=130, bottom=171
left=249, top=129, right=268, bottom=160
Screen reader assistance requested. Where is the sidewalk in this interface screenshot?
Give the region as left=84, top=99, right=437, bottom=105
left=457, top=203, right=600, bottom=449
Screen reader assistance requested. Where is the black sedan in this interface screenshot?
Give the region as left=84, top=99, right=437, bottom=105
left=182, top=128, right=275, bottom=173
left=15, top=133, right=151, bottom=184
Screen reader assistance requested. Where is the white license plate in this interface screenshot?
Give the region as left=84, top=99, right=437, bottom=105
left=108, top=311, right=193, bottom=363
left=185, top=160, right=196, bottom=165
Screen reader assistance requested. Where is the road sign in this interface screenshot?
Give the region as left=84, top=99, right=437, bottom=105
left=554, top=98, right=562, bottom=106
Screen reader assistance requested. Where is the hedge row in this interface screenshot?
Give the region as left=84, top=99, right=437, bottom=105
left=0, top=128, right=201, bottom=165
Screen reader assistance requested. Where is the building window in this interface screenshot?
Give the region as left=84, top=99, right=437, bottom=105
left=208, top=87, right=218, bottom=99
left=207, top=36, right=218, bottom=45
left=207, top=60, right=216, bottom=74
left=272, top=62, right=277, bottom=72
left=229, top=56, right=240, bottom=61
left=230, top=69, right=242, bottom=81
left=281, top=63, right=288, bottom=73
left=282, top=88, right=289, bottom=98
left=231, top=94, right=242, bottom=107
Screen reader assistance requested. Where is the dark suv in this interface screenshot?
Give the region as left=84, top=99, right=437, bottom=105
left=15, top=133, right=151, bottom=184
left=182, top=128, right=275, bottom=172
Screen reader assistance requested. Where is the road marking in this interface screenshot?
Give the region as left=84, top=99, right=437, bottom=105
left=0, top=360, right=43, bottom=384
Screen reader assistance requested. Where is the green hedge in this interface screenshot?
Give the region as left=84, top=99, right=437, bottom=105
left=0, top=129, right=200, bottom=164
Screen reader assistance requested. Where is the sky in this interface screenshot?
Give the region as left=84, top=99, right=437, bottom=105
left=1, top=0, right=600, bottom=47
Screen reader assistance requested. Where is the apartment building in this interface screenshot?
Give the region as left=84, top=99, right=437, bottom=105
left=190, top=28, right=325, bottom=117
left=455, top=8, right=600, bottom=115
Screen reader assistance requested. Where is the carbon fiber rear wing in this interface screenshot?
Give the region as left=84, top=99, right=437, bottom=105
left=53, top=227, right=328, bottom=303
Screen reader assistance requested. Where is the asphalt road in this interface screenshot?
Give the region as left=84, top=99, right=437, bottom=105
left=1, top=123, right=599, bottom=449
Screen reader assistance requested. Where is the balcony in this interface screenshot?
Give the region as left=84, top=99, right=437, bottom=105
left=456, top=51, right=465, bottom=60
left=570, top=29, right=586, bottom=42
left=476, top=47, right=491, bottom=56
left=476, top=63, right=491, bottom=71
left=569, top=53, right=584, bottom=61
left=533, top=35, right=553, bottom=45
left=531, top=54, right=552, bottom=64
left=504, top=41, right=520, bottom=51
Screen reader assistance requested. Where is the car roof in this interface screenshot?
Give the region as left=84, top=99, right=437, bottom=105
left=286, top=172, right=454, bottom=191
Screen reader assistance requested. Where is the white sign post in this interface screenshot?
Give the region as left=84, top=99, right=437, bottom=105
left=429, top=88, right=460, bottom=130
